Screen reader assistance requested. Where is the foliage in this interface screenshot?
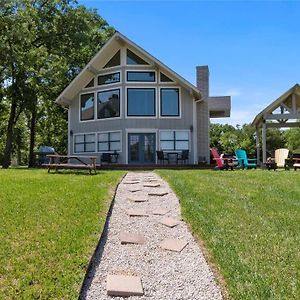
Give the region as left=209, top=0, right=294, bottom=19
left=210, top=123, right=293, bottom=156
left=0, top=0, right=114, bottom=167
left=0, top=169, right=125, bottom=299
left=158, top=169, right=300, bottom=300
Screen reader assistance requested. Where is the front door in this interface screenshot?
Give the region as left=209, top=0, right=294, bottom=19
left=128, top=133, right=156, bottom=164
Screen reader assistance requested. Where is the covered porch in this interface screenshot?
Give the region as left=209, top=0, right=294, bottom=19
left=252, top=84, right=300, bottom=164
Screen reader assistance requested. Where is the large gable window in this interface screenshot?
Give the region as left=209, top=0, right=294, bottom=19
left=127, top=88, right=155, bottom=117
left=160, top=88, right=180, bottom=116
left=160, top=131, right=189, bottom=151
left=127, top=49, right=149, bottom=65
left=127, top=71, right=155, bottom=82
left=103, top=50, right=120, bottom=68
left=98, top=131, right=121, bottom=152
left=74, top=134, right=96, bottom=153
left=80, top=93, right=94, bottom=121
left=98, top=72, right=120, bottom=85
left=97, top=89, right=120, bottom=119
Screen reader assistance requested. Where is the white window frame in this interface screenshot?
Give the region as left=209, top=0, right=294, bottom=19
left=159, top=87, right=182, bottom=119
left=158, top=129, right=190, bottom=152
left=159, top=72, right=176, bottom=84
left=97, top=70, right=122, bottom=88
left=79, top=92, right=96, bottom=123
left=73, top=132, right=96, bottom=154
left=97, top=130, right=122, bottom=153
left=83, top=78, right=95, bottom=90
left=126, top=48, right=151, bottom=66
left=96, top=87, right=122, bottom=121
left=125, top=86, right=157, bottom=119
left=125, top=69, right=157, bottom=84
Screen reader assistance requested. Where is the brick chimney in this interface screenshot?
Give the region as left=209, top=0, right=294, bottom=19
left=196, top=66, right=209, bottom=99
left=196, top=65, right=210, bottom=164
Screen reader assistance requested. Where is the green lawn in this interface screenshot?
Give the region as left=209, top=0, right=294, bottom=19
left=157, top=169, right=300, bottom=300
left=0, top=169, right=125, bottom=299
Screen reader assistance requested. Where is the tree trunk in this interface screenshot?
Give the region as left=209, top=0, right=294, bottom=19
left=28, top=100, right=37, bottom=168
left=2, top=99, right=17, bottom=168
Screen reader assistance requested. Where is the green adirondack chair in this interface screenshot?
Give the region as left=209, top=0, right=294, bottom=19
left=235, top=149, right=257, bottom=169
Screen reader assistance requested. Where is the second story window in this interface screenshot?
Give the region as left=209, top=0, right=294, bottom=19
left=97, top=89, right=120, bottom=119
left=127, top=71, right=155, bottom=82
left=80, top=93, right=94, bottom=121
left=160, top=88, right=180, bottom=116
left=98, top=72, right=120, bottom=85
left=127, top=88, right=155, bottom=117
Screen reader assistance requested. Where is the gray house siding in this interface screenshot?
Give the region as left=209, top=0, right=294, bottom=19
left=68, top=78, right=196, bottom=164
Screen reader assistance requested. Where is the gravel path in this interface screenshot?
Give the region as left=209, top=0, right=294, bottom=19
left=83, top=172, right=223, bottom=300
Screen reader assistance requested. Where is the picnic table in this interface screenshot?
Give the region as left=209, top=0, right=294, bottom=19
left=45, top=155, right=97, bottom=174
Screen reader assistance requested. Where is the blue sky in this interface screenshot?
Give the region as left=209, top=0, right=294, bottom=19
left=79, top=0, right=300, bottom=126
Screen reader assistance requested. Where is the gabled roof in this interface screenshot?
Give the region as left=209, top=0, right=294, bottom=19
left=252, top=84, right=300, bottom=126
left=56, top=31, right=202, bottom=105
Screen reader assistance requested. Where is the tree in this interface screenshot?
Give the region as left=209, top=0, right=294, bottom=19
left=0, top=0, right=114, bottom=168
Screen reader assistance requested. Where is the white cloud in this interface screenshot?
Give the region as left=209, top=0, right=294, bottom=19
left=222, top=88, right=242, bottom=97
left=211, top=109, right=256, bottom=126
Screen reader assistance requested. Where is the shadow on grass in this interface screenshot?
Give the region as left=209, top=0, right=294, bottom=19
left=78, top=175, right=124, bottom=299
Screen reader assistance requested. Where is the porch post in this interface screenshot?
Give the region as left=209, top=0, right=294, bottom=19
left=255, top=126, right=260, bottom=165
left=262, top=121, right=267, bottom=164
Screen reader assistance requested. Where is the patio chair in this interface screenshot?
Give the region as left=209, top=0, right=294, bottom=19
left=292, top=153, right=300, bottom=171
left=156, top=151, right=169, bottom=164
left=210, top=148, right=235, bottom=170
left=235, top=149, right=257, bottom=169
left=275, top=148, right=289, bottom=169
left=177, top=150, right=189, bottom=164
left=101, top=153, right=111, bottom=164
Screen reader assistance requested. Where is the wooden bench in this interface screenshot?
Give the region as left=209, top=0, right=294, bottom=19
left=44, top=155, right=97, bottom=174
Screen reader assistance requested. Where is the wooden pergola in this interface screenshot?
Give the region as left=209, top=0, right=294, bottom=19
left=252, top=84, right=300, bottom=164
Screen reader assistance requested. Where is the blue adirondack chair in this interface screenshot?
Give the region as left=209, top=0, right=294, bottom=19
left=235, top=149, right=257, bottom=169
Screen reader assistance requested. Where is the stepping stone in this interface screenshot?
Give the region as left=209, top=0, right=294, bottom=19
left=160, top=217, right=180, bottom=228
left=123, top=181, right=140, bottom=185
left=127, top=195, right=148, bottom=202
left=107, top=274, right=144, bottom=296
left=148, top=190, right=168, bottom=197
left=144, top=183, right=160, bottom=188
left=129, top=187, right=142, bottom=193
left=160, top=238, right=188, bottom=252
left=152, top=208, right=169, bottom=215
left=127, top=209, right=148, bottom=217
left=120, top=231, right=145, bottom=244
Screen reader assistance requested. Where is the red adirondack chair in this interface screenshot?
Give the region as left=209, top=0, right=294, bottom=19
left=210, top=148, right=235, bottom=170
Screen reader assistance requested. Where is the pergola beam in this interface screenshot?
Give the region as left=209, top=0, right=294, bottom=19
left=265, top=113, right=300, bottom=120
left=265, top=122, right=300, bottom=128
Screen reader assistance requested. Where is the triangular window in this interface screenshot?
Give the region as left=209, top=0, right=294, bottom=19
left=160, top=72, right=173, bottom=82
left=127, top=49, right=149, bottom=65
left=104, top=50, right=120, bottom=68
left=85, top=78, right=94, bottom=88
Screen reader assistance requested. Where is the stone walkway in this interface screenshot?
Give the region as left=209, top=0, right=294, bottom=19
left=84, top=172, right=223, bottom=300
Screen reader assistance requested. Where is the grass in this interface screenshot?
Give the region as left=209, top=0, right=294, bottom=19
left=157, top=169, right=300, bottom=300
left=0, top=168, right=125, bottom=299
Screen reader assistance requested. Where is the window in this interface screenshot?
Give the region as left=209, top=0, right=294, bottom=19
left=80, top=93, right=94, bottom=121
left=160, top=72, right=173, bottom=82
left=98, top=72, right=120, bottom=85
left=127, top=88, right=155, bottom=116
left=103, top=50, right=120, bottom=68
left=85, top=78, right=94, bottom=88
left=98, top=132, right=121, bottom=152
left=160, top=131, right=189, bottom=151
left=127, top=49, right=149, bottom=65
left=160, top=88, right=180, bottom=116
left=97, top=89, right=120, bottom=119
left=127, top=71, right=155, bottom=82
left=74, top=134, right=96, bottom=153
